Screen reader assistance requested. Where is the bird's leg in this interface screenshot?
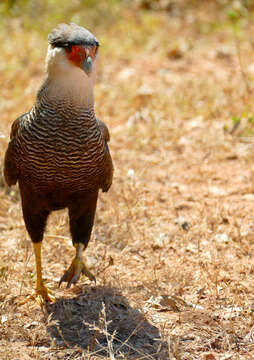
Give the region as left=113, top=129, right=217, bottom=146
left=33, top=242, right=55, bottom=302
left=18, top=204, right=54, bottom=305
left=59, top=192, right=98, bottom=289
left=19, top=242, right=55, bottom=305
left=59, top=242, right=96, bottom=288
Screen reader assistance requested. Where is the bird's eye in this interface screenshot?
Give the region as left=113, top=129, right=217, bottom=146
left=65, top=45, right=72, bottom=53
left=91, top=46, right=98, bottom=59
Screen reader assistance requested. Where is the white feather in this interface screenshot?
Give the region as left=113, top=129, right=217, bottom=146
left=44, top=45, right=97, bottom=107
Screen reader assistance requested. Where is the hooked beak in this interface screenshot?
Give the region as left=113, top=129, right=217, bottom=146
left=81, top=47, right=95, bottom=76
left=81, top=55, right=93, bottom=76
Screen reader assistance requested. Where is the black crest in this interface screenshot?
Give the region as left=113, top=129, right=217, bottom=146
left=48, top=23, right=99, bottom=48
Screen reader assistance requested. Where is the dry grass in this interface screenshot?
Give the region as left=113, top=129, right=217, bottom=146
left=2, top=2, right=254, bottom=359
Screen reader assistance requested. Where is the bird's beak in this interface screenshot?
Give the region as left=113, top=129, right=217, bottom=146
left=81, top=47, right=94, bottom=76
left=81, top=56, right=93, bottom=76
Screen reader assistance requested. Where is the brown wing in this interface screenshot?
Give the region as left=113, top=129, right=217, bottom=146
left=97, top=118, right=110, bottom=142
left=4, top=113, right=26, bottom=186
left=96, top=118, right=114, bottom=192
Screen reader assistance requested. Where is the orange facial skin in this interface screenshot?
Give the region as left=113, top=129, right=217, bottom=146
left=66, top=45, right=97, bottom=67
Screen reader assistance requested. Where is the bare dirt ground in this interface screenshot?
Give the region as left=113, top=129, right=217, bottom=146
left=2, top=2, right=254, bottom=359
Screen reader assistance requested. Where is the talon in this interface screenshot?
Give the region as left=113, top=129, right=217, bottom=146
left=82, top=266, right=96, bottom=284
left=59, top=257, right=95, bottom=288
left=36, top=283, right=56, bottom=303
left=19, top=284, right=55, bottom=305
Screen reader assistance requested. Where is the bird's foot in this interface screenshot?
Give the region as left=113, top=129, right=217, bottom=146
left=35, top=283, right=56, bottom=303
left=59, top=258, right=96, bottom=288
left=18, top=283, right=55, bottom=306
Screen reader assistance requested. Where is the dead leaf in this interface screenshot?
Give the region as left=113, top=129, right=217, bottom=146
left=204, top=354, right=216, bottom=360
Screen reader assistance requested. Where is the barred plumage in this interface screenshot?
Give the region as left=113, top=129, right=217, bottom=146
left=4, top=23, right=114, bottom=301
left=14, top=99, right=110, bottom=195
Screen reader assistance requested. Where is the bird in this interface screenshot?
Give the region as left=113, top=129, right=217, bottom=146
left=3, top=23, right=114, bottom=302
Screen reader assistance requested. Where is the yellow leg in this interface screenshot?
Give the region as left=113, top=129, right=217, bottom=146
left=19, top=242, right=55, bottom=305
left=59, top=243, right=96, bottom=288
left=33, top=242, right=55, bottom=303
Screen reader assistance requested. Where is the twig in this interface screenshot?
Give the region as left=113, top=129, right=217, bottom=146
left=45, top=234, right=72, bottom=241
left=115, top=319, right=144, bottom=353
left=101, top=302, right=115, bottom=360
left=84, top=319, right=156, bottom=359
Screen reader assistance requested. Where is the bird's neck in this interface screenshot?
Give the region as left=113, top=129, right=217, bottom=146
left=40, top=66, right=95, bottom=109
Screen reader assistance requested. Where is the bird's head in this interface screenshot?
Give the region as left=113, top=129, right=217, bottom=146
left=46, top=23, right=99, bottom=78
left=45, top=23, right=99, bottom=104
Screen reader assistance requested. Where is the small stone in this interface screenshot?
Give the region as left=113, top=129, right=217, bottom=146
left=175, top=216, right=190, bottom=231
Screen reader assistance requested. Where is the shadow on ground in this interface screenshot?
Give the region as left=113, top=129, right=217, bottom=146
left=45, top=286, right=167, bottom=359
